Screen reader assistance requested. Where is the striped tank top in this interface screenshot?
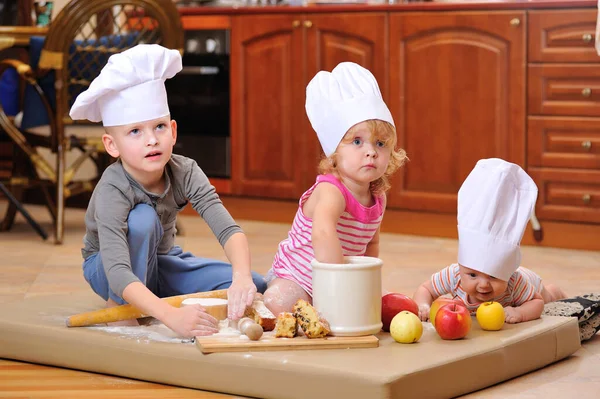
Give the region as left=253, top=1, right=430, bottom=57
left=271, top=174, right=384, bottom=296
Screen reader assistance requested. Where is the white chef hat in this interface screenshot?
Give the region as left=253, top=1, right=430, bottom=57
left=305, top=62, right=394, bottom=157
left=457, top=158, right=538, bottom=281
left=69, top=44, right=182, bottom=127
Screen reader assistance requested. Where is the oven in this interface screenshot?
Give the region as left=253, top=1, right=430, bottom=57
left=166, top=29, right=230, bottom=178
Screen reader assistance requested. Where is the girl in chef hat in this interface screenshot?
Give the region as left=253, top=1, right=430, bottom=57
left=413, top=158, right=567, bottom=324
left=262, top=62, right=407, bottom=315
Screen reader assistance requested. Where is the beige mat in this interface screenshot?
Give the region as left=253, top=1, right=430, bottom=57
left=0, top=293, right=581, bottom=398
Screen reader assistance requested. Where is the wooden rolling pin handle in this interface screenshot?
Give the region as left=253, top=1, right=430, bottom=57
left=66, top=289, right=228, bottom=327
left=238, top=317, right=263, bottom=341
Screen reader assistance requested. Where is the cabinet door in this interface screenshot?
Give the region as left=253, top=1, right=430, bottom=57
left=230, top=14, right=305, bottom=199
left=388, top=12, right=526, bottom=212
left=304, top=13, right=387, bottom=188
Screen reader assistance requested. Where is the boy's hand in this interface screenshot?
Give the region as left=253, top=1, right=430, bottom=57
left=504, top=306, right=524, bottom=324
left=227, top=274, right=257, bottom=320
left=164, top=304, right=219, bottom=338
left=418, top=304, right=430, bottom=322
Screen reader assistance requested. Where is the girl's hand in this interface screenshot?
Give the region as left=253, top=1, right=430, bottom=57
left=504, top=306, right=524, bottom=324
left=163, top=304, right=219, bottom=338
left=227, top=274, right=257, bottom=320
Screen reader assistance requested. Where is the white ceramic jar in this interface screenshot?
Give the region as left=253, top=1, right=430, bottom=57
left=311, top=256, right=382, bottom=336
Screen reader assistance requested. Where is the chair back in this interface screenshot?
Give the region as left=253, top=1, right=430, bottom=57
left=38, top=0, right=184, bottom=133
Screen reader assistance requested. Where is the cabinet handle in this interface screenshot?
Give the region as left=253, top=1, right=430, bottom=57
left=582, top=33, right=593, bottom=43
left=582, top=87, right=592, bottom=97
left=509, top=18, right=520, bottom=27
left=292, top=20, right=300, bottom=28
left=582, top=194, right=591, bottom=205
left=582, top=140, right=592, bottom=150
left=303, top=20, right=313, bottom=28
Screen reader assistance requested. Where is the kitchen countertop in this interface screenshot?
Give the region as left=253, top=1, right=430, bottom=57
left=176, top=0, right=597, bottom=15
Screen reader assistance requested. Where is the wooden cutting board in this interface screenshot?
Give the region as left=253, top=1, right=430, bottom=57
left=195, top=334, right=379, bottom=354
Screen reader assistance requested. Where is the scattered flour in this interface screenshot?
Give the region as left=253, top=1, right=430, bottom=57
left=88, top=321, right=191, bottom=344
left=89, top=318, right=254, bottom=343
left=211, top=319, right=243, bottom=338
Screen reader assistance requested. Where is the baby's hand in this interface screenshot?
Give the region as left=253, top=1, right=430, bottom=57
left=504, top=306, right=524, bottom=324
left=418, top=304, right=430, bottom=322
left=164, top=304, right=219, bottom=338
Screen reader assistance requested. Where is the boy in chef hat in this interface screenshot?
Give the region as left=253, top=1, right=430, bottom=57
left=70, top=44, right=266, bottom=338
left=413, top=158, right=566, bottom=324
left=262, top=62, right=407, bottom=315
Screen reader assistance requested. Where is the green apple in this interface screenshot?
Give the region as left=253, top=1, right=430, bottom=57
left=390, top=311, right=423, bottom=344
left=476, top=301, right=505, bottom=331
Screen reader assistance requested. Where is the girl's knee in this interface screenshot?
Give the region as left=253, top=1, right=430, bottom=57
left=263, top=279, right=310, bottom=315
left=263, top=287, right=288, bottom=316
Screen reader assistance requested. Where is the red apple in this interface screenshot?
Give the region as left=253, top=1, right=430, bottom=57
left=429, top=297, right=463, bottom=327
left=434, top=303, right=472, bottom=340
left=381, top=293, right=419, bottom=332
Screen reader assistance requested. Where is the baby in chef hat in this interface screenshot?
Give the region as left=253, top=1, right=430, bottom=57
left=69, top=44, right=266, bottom=338
left=413, top=158, right=567, bottom=324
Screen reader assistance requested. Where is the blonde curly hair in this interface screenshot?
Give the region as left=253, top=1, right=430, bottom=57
left=318, top=120, right=407, bottom=196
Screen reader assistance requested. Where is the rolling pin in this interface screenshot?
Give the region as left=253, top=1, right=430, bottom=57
left=66, top=289, right=228, bottom=327
left=236, top=317, right=264, bottom=341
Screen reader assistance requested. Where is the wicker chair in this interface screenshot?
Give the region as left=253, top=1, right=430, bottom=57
left=0, top=0, right=184, bottom=243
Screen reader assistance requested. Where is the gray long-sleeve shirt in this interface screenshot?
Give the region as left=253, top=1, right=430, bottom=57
left=82, top=154, right=242, bottom=297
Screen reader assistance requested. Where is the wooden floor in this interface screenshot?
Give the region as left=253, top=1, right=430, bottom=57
left=0, top=198, right=599, bottom=398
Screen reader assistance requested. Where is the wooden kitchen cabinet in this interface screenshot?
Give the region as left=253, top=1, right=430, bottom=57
left=527, top=8, right=600, bottom=230
left=528, top=9, right=598, bottom=63
left=528, top=64, right=600, bottom=117
left=387, top=11, right=526, bottom=213
left=302, top=13, right=388, bottom=188
left=230, top=12, right=386, bottom=199
left=181, top=3, right=600, bottom=251
left=528, top=167, right=600, bottom=224
left=230, top=14, right=304, bottom=199
left=527, top=116, right=600, bottom=170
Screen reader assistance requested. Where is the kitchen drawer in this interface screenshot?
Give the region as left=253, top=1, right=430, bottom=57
left=529, top=9, right=598, bottom=63
left=529, top=167, right=600, bottom=224
left=528, top=116, right=600, bottom=169
left=529, top=64, right=600, bottom=116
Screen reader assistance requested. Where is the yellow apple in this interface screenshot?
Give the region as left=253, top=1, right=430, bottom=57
left=476, top=301, right=505, bottom=331
left=390, top=311, right=423, bottom=344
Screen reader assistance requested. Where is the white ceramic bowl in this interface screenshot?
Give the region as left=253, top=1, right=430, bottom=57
left=311, top=256, right=383, bottom=336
